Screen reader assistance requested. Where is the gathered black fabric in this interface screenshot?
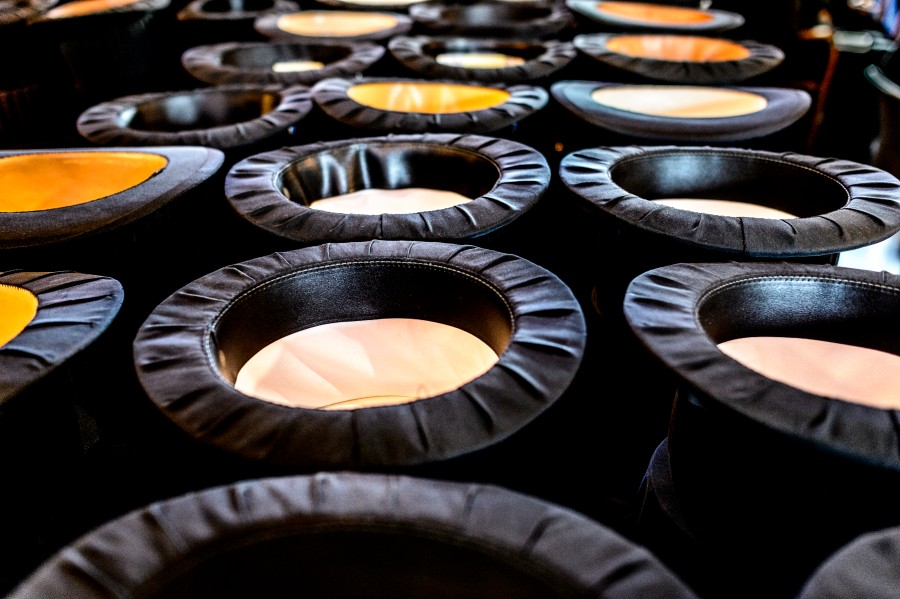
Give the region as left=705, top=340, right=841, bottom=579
left=181, top=40, right=384, bottom=86
left=225, top=133, right=550, bottom=244
left=409, top=2, right=573, bottom=38
left=559, top=145, right=900, bottom=258
left=572, top=34, right=784, bottom=84
left=550, top=81, right=810, bottom=142
left=566, top=0, right=743, bottom=32
left=76, top=84, right=312, bottom=149
left=177, top=0, right=298, bottom=23
left=133, top=240, right=586, bottom=469
left=254, top=10, right=412, bottom=42
left=623, top=262, right=900, bottom=473
left=0, top=270, right=123, bottom=406
left=0, top=147, right=223, bottom=250
left=311, top=77, right=547, bottom=133
left=9, top=472, right=699, bottom=598
left=798, top=527, right=900, bottom=599
left=388, top=36, right=576, bottom=83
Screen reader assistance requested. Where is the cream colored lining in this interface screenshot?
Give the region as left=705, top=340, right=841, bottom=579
left=653, top=199, right=795, bottom=218
left=234, top=318, right=499, bottom=410
left=44, top=0, right=141, bottom=18
left=309, top=188, right=471, bottom=215
left=276, top=11, right=398, bottom=36
left=590, top=85, right=767, bottom=118
left=596, top=1, right=714, bottom=24
left=0, top=152, right=167, bottom=212
left=718, top=337, right=900, bottom=409
left=272, top=60, right=325, bottom=73
left=347, top=82, right=511, bottom=113
left=435, top=52, right=526, bottom=69
left=606, top=35, right=750, bottom=62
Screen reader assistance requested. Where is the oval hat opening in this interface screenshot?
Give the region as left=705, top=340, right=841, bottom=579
left=409, top=2, right=573, bottom=38
left=566, top=0, right=743, bottom=32
left=133, top=240, right=585, bottom=470
left=388, top=36, right=576, bottom=83
left=573, top=33, right=784, bottom=84
left=76, top=84, right=312, bottom=150
left=181, top=40, right=384, bottom=86
left=550, top=81, right=810, bottom=142
left=312, top=77, right=547, bottom=133
left=225, top=133, right=549, bottom=245
left=8, top=473, right=700, bottom=599
left=255, top=9, right=412, bottom=42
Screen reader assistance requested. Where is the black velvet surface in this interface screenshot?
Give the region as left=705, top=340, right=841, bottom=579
left=798, top=526, right=900, bottom=599
left=133, top=240, right=586, bottom=469
left=0, top=146, right=223, bottom=250
left=181, top=40, right=384, bottom=86
left=550, top=81, right=811, bottom=142
left=311, top=77, right=548, bottom=133
left=559, top=145, right=900, bottom=258
left=254, top=10, right=412, bottom=42
left=409, top=2, right=573, bottom=38
left=8, top=473, right=699, bottom=598
left=0, top=270, right=123, bottom=405
left=225, top=133, right=550, bottom=243
left=565, top=0, right=743, bottom=32
left=76, top=84, right=312, bottom=149
left=572, top=34, right=784, bottom=84
left=388, top=36, right=576, bottom=83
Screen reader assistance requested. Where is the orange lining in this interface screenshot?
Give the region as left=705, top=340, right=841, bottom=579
left=0, top=285, right=38, bottom=348
left=597, top=1, right=714, bottom=24
left=347, top=82, right=510, bottom=114
left=606, top=35, right=749, bottom=62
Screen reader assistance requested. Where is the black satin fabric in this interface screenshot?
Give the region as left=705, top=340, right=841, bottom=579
left=0, top=270, right=124, bottom=405
left=9, top=472, right=699, bottom=598
left=409, top=2, right=573, bottom=39
left=76, top=84, right=312, bottom=149
left=254, top=10, right=412, bottom=42
left=0, top=146, right=223, bottom=250
left=559, top=145, right=900, bottom=258
left=181, top=40, right=384, bottom=86
left=133, top=240, right=586, bottom=469
left=177, top=0, right=297, bottom=22
left=388, top=36, right=576, bottom=83
left=225, top=133, right=550, bottom=244
left=550, top=81, right=811, bottom=142
left=624, top=261, right=900, bottom=471
left=311, top=77, right=548, bottom=134
left=572, top=34, right=784, bottom=84
left=798, top=527, right=900, bottom=599
left=565, top=0, right=744, bottom=32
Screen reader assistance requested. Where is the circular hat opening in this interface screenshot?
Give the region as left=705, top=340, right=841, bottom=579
left=225, top=133, right=549, bottom=243
left=605, top=35, right=749, bottom=61
left=9, top=473, right=700, bottom=598
left=0, top=285, right=38, bottom=348
left=0, top=151, right=167, bottom=212
left=77, top=85, right=312, bottom=149
left=572, top=33, right=784, bottom=84
left=551, top=82, right=810, bottom=142
left=566, top=0, right=743, bottom=32
left=589, top=85, right=767, bottom=118
left=42, top=0, right=140, bottom=18
left=275, top=11, right=399, bottom=36
left=134, top=241, right=584, bottom=468
left=389, top=36, right=575, bottom=83
left=126, top=90, right=280, bottom=132
left=182, top=41, right=384, bottom=86
left=559, top=146, right=900, bottom=258
left=410, top=2, right=572, bottom=37
left=346, top=81, right=511, bottom=113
